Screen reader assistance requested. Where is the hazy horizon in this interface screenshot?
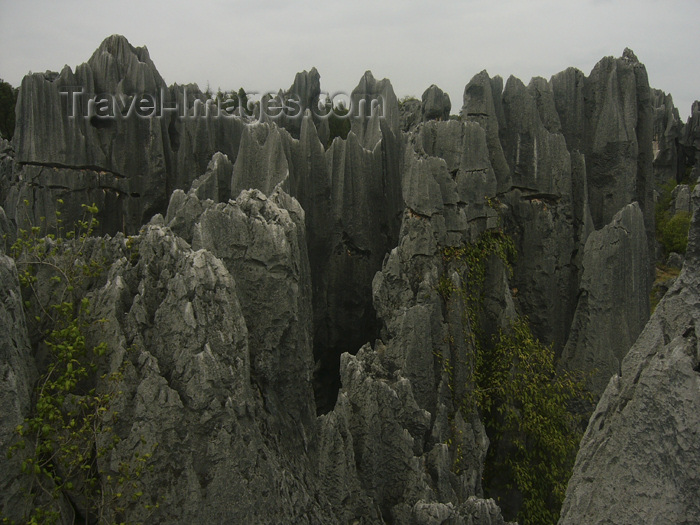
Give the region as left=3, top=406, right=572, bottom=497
left=1, top=0, right=698, bottom=120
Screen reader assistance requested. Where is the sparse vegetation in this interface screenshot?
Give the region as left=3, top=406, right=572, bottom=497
left=3, top=202, right=155, bottom=524
left=438, top=228, right=589, bottom=525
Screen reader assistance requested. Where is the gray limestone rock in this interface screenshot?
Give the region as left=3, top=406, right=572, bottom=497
left=78, top=211, right=330, bottom=523
left=671, top=183, right=692, bottom=215
left=498, top=73, right=580, bottom=350
left=461, top=71, right=511, bottom=193
left=560, top=202, right=651, bottom=395
left=415, top=119, right=497, bottom=228
left=552, top=51, right=655, bottom=267
left=188, top=151, right=233, bottom=203
left=559, top=186, right=700, bottom=524
left=550, top=67, right=587, bottom=152
left=681, top=100, right=700, bottom=156
left=651, top=89, right=683, bottom=186
left=422, top=85, right=451, bottom=122
left=167, top=185, right=317, bottom=437
left=0, top=256, right=36, bottom=522
left=13, top=35, right=173, bottom=229
left=667, top=251, right=684, bottom=269
left=400, top=97, right=422, bottom=132
left=527, top=76, right=562, bottom=134
left=501, top=75, right=572, bottom=197
left=231, top=123, right=292, bottom=196
left=350, top=70, right=400, bottom=146
left=274, top=67, right=330, bottom=146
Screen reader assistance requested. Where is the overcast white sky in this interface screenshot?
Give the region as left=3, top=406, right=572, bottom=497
left=1, top=0, right=698, bottom=119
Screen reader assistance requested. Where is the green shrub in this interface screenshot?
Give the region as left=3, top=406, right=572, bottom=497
left=439, top=228, right=588, bottom=525
left=480, top=318, right=587, bottom=524
left=660, top=211, right=691, bottom=254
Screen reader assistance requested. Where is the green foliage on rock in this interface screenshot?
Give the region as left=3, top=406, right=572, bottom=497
left=655, top=179, right=692, bottom=255
left=438, top=228, right=588, bottom=525
left=3, top=203, right=155, bottom=525
left=660, top=211, right=691, bottom=254
left=481, top=318, right=587, bottom=524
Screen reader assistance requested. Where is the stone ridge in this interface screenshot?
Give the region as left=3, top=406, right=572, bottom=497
left=1, top=36, right=699, bottom=523
left=559, top=186, right=700, bottom=524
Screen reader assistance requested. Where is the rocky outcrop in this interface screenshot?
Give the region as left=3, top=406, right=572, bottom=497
left=551, top=49, right=655, bottom=266
left=461, top=71, right=511, bottom=193
left=272, top=67, right=330, bottom=146
left=6, top=34, right=695, bottom=524
left=78, top=189, right=328, bottom=523
left=679, top=100, right=700, bottom=174
left=559, top=186, right=700, bottom=524
left=652, top=89, right=683, bottom=185
left=11, top=35, right=172, bottom=230
left=0, top=255, right=36, bottom=522
left=421, top=85, right=451, bottom=122
left=559, top=203, right=651, bottom=394
left=314, top=137, right=513, bottom=522
left=671, top=183, right=692, bottom=215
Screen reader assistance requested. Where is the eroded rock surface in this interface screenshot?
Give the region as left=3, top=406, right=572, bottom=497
left=559, top=186, right=700, bottom=524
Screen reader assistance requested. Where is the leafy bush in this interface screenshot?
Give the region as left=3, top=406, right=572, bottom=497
left=660, top=210, right=691, bottom=254
left=480, top=318, right=586, bottom=524
left=439, top=228, right=588, bottom=525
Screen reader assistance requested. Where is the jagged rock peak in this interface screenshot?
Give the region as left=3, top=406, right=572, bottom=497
left=86, top=34, right=166, bottom=93
left=351, top=70, right=400, bottom=137
left=622, top=47, right=640, bottom=63
left=421, top=84, right=451, bottom=121
left=89, top=34, right=154, bottom=66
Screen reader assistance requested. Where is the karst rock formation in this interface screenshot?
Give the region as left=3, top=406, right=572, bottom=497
left=1, top=35, right=699, bottom=524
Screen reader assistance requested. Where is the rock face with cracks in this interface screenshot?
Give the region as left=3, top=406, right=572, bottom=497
left=5, top=34, right=700, bottom=524
left=559, top=186, right=700, bottom=524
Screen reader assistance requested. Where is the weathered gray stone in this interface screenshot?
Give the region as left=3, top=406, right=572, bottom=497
left=402, top=150, right=446, bottom=217
left=274, top=67, right=330, bottom=146
left=422, top=84, right=451, bottom=122
left=13, top=35, right=173, bottom=229
left=231, top=123, right=292, bottom=196
left=550, top=67, right=587, bottom=152
left=528, top=76, right=562, bottom=134
left=667, top=251, right=684, bottom=269
left=80, top=211, right=330, bottom=523
left=501, top=75, right=572, bottom=197
left=551, top=50, right=655, bottom=266
left=350, top=70, right=400, bottom=146
left=560, top=202, right=651, bottom=395
left=671, top=183, right=692, bottom=215
left=652, top=89, right=683, bottom=186
left=559, top=186, right=700, bottom=524
left=166, top=185, right=317, bottom=437
left=0, top=256, right=36, bottom=522
left=461, top=71, right=511, bottom=193
left=399, top=97, right=422, bottom=132
left=188, top=151, right=233, bottom=203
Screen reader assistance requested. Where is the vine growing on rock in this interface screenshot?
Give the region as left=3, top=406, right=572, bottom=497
left=438, top=227, right=589, bottom=525
left=3, top=202, right=155, bottom=525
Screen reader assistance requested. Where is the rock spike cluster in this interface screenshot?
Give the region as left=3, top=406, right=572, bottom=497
left=1, top=34, right=700, bottom=523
